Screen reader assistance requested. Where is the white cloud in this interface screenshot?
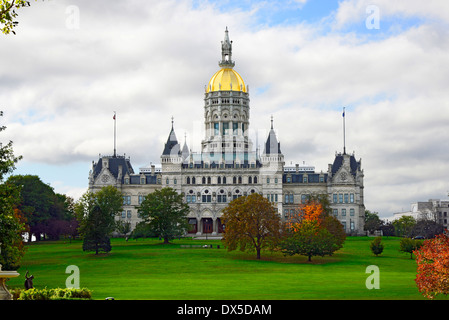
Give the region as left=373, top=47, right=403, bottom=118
left=334, top=0, right=449, bottom=30
left=2, top=0, right=449, bottom=217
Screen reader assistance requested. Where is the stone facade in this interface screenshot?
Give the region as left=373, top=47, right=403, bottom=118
left=88, top=28, right=365, bottom=236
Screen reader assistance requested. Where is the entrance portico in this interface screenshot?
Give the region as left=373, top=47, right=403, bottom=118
left=188, top=216, right=224, bottom=237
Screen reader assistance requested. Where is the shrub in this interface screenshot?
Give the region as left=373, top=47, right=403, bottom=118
left=18, top=287, right=92, bottom=300
left=370, top=236, right=384, bottom=256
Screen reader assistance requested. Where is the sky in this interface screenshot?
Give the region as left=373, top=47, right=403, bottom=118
left=1, top=0, right=449, bottom=218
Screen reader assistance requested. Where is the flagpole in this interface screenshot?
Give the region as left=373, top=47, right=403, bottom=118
left=343, top=107, right=346, bottom=155
left=113, top=111, right=116, bottom=158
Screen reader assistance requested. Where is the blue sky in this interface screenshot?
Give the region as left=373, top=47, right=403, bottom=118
left=2, top=0, right=449, bottom=217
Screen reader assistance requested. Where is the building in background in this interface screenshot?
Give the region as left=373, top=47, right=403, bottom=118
left=386, top=199, right=449, bottom=229
left=88, top=28, right=365, bottom=236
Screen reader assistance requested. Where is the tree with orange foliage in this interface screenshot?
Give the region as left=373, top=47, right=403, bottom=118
left=414, top=234, right=449, bottom=299
left=222, top=193, right=284, bottom=259
left=281, top=199, right=345, bottom=262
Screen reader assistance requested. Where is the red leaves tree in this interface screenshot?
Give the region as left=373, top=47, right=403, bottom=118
left=281, top=200, right=345, bottom=262
left=414, top=234, right=449, bottom=299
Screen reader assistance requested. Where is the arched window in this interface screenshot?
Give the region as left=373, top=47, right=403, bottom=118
left=238, top=176, right=242, bottom=184
left=192, top=177, right=196, bottom=185
left=202, top=177, right=206, bottom=184
left=223, top=177, right=227, bottom=184
left=202, top=190, right=212, bottom=203
left=186, top=177, right=191, bottom=184
left=233, top=176, right=237, bottom=184
left=254, top=176, right=258, bottom=184
left=217, top=189, right=227, bottom=203
left=217, top=177, right=221, bottom=184
left=248, top=176, right=252, bottom=184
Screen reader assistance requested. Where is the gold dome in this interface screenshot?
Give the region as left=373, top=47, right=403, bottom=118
left=206, top=68, right=247, bottom=93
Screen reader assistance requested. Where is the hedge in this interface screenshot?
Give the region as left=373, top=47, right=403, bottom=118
left=14, top=287, right=92, bottom=300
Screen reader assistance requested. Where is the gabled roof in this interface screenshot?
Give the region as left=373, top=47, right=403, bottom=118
left=92, top=156, right=134, bottom=180
left=331, top=154, right=361, bottom=177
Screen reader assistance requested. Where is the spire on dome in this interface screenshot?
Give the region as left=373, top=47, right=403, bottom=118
left=219, top=27, right=235, bottom=68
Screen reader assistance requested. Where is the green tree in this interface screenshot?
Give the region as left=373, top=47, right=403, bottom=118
left=0, top=112, right=24, bottom=270
left=364, top=210, right=382, bottom=235
left=75, top=186, right=123, bottom=254
left=138, top=187, right=189, bottom=244
left=282, top=220, right=340, bottom=262
left=370, top=236, right=384, bottom=256
left=7, top=174, right=65, bottom=240
left=115, top=220, right=131, bottom=238
left=393, top=216, right=416, bottom=237
left=399, top=237, right=423, bottom=259
left=281, top=200, right=344, bottom=262
left=221, top=193, right=284, bottom=260
left=1, top=0, right=41, bottom=35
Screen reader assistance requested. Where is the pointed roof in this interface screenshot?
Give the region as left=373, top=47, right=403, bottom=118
left=181, top=134, right=190, bottom=161
left=263, top=116, right=282, bottom=155
left=162, top=118, right=181, bottom=156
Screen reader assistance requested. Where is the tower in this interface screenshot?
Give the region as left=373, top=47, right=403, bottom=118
left=261, top=116, right=285, bottom=214
left=202, top=28, right=253, bottom=165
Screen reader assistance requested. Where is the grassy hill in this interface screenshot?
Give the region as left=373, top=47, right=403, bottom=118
left=7, top=236, right=435, bottom=300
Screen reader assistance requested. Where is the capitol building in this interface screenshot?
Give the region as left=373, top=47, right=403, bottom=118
left=88, top=28, right=366, bottom=236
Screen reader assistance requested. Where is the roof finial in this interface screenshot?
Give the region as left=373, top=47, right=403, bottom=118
left=271, top=115, right=274, bottom=129
left=219, top=27, right=235, bottom=68
left=171, top=116, right=174, bottom=128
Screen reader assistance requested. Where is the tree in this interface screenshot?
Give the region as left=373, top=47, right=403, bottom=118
left=392, top=216, right=416, bottom=237
left=399, top=237, right=423, bottom=259
left=137, top=187, right=189, bottom=244
left=415, top=234, right=449, bottom=299
left=282, top=220, right=339, bottom=262
left=115, top=220, right=131, bottom=238
left=281, top=200, right=345, bottom=261
left=379, top=221, right=395, bottom=237
left=0, top=112, right=25, bottom=270
left=1, top=0, right=41, bottom=35
left=410, top=220, right=444, bottom=239
left=75, top=186, right=123, bottom=254
left=364, top=210, right=382, bottom=235
left=221, top=193, right=284, bottom=260
left=7, top=174, right=68, bottom=240
left=370, top=236, right=384, bottom=256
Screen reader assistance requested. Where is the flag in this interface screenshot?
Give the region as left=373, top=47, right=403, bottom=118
left=113, top=113, right=116, bottom=120
left=342, top=109, right=345, bottom=117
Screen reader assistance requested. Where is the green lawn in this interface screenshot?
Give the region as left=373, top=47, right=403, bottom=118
left=7, top=237, right=440, bottom=300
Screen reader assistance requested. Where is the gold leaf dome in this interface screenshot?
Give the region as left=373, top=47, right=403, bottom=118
left=206, top=68, right=247, bottom=93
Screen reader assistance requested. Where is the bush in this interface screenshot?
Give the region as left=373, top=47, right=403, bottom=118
left=370, top=236, right=384, bottom=256
left=17, top=287, right=92, bottom=300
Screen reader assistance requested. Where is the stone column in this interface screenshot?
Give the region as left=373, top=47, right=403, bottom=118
left=196, top=217, right=202, bottom=236
left=212, top=217, right=217, bottom=236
